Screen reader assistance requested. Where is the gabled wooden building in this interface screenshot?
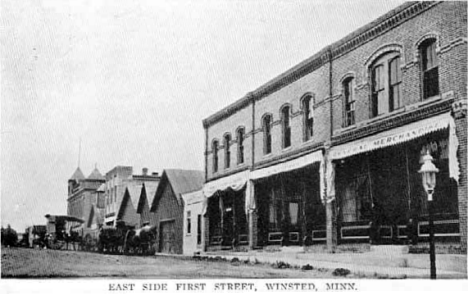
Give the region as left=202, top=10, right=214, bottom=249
left=150, top=169, right=204, bottom=254
left=137, top=182, right=159, bottom=228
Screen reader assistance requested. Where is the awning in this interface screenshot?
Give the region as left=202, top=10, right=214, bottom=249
left=250, top=150, right=323, bottom=180
left=330, top=112, right=452, bottom=160
left=329, top=112, right=459, bottom=182
left=203, top=170, right=250, bottom=198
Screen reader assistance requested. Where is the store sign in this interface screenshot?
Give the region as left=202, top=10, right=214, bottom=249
left=329, top=113, right=452, bottom=160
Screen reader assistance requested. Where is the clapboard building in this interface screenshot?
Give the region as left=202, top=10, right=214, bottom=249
left=150, top=169, right=204, bottom=254
left=202, top=1, right=467, bottom=252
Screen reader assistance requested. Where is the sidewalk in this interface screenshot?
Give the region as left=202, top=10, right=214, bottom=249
left=199, top=246, right=467, bottom=279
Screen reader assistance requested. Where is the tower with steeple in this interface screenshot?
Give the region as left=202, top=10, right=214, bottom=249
left=66, top=166, right=105, bottom=233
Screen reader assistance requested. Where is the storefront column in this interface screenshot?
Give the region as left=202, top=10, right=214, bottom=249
left=249, top=210, right=258, bottom=249
left=453, top=100, right=467, bottom=253
left=246, top=180, right=257, bottom=249
left=324, top=154, right=338, bottom=252
left=203, top=211, right=210, bottom=251
left=326, top=200, right=337, bottom=252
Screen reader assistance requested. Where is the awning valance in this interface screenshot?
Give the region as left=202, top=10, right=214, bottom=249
left=250, top=150, right=323, bottom=180
left=203, top=170, right=250, bottom=198
left=329, top=112, right=459, bottom=182
left=329, top=112, right=452, bottom=160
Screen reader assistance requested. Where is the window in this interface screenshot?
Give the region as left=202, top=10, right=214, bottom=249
left=420, top=39, right=439, bottom=99
left=224, top=134, right=231, bottom=169
left=197, top=214, right=202, bottom=245
left=371, top=52, right=402, bottom=117
left=186, top=211, right=191, bottom=234
left=343, top=78, right=355, bottom=126
left=212, top=140, right=219, bottom=173
left=237, top=128, right=244, bottom=164
left=389, top=57, right=402, bottom=110
left=281, top=106, right=291, bottom=148
left=262, top=115, right=272, bottom=155
left=302, top=97, right=313, bottom=141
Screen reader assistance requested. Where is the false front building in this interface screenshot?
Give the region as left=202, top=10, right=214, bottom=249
left=202, top=1, right=467, bottom=252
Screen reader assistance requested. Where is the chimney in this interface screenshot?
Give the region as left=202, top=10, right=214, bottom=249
left=142, top=168, right=148, bottom=176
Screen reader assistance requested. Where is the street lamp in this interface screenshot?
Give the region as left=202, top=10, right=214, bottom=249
left=418, top=151, right=439, bottom=279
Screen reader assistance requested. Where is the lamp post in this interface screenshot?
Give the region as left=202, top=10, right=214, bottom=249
left=418, top=151, right=439, bottom=279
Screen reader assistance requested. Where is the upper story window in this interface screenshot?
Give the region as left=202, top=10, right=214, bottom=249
left=420, top=39, right=439, bottom=99
left=237, top=128, right=245, bottom=165
left=262, top=115, right=272, bottom=155
left=302, top=96, right=313, bottom=141
left=343, top=78, right=355, bottom=127
left=212, top=140, right=219, bottom=173
left=281, top=106, right=291, bottom=149
left=224, top=134, right=231, bottom=169
left=371, top=52, right=402, bottom=117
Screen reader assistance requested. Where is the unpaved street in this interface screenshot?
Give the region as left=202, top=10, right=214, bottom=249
left=1, top=247, right=343, bottom=279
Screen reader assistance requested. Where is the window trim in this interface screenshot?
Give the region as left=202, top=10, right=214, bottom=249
left=369, top=51, right=402, bottom=118
left=280, top=105, right=292, bottom=149
left=342, top=77, right=355, bottom=127
left=419, top=38, right=439, bottom=100
left=223, top=133, right=231, bottom=169
left=262, top=114, right=272, bottom=155
left=212, top=139, right=219, bottom=173
left=301, top=95, right=314, bottom=142
left=236, top=127, right=245, bottom=165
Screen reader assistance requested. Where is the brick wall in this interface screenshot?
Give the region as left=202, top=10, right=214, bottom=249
left=453, top=100, right=467, bottom=253
left=331, top=1, right=467, bottom=132
left=254, top=65, right=330, bottom=166
left=206, top=104, right=253, bottom=181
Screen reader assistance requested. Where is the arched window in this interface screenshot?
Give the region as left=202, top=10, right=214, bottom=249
left=262, top=115, right=272, bottom=155
left=371, top=52, right=402, bottom=117
left=302, top=96, right=314, bottom=141
left=420, top=39, right=439, bottom=99
left=281, top=106, right=291, bottom=148
left=343, top=78, right=355, bottom=126
left=212, top=140, right=219, bottom=173
left=224, top=134, right=231, bottom=169
left=237, top=128, right=245, bottom=164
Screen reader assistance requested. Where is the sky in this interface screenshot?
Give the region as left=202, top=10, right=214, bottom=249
left=1, top=0, right=407, bottom=232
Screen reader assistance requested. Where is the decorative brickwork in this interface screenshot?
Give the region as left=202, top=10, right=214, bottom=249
left=453, top=100, right=467, bottom=253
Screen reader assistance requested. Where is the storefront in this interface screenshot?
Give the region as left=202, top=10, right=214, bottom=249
left=251, top=150, right=325, bottom=247
left=203, top=170, right=251, bottom=248
left=328, top=112, right=460, bottom=244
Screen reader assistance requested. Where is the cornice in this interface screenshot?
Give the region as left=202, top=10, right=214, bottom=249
left=202, top=2, right=440, bottom=129
left=332, top=97, right=454, bottom=146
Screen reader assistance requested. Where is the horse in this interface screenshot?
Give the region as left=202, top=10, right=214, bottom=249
left=124, top=224, right=157, bottom=255
left=97, top=221, right=129, bottom=254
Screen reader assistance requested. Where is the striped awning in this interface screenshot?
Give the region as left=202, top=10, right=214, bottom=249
left=203, top=170, right=250, bottom=198
left=329, top=112, right=459, bottom=182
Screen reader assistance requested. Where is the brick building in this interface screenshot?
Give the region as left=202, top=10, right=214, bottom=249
left=202, top=1, right=467, bottom=252
left=103, top=166, right=160, bottom=226
left=67, top=167, right=105, bottom=234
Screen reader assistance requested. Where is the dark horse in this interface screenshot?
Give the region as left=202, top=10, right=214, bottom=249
left=124, top=224, right=157, bottom=255
left=98, top=221, right=129, bottom=254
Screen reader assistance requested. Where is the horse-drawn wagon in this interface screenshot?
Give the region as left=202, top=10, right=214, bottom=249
left=44, top=214, right=85, bottom=250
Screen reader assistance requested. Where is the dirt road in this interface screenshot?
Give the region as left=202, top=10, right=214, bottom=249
left=1, top=247, right=340, bottom=278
